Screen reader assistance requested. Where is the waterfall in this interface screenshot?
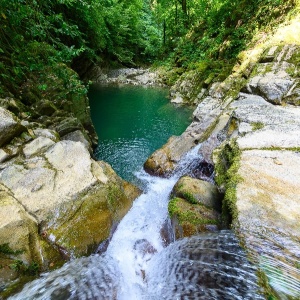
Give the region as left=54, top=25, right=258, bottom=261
left=9, top=145, right=263, bottom=300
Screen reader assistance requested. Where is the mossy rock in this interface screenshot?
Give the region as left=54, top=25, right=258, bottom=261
left=172, top=176, right=222, bottom=212
left=168, top=197, right=220, bottom=239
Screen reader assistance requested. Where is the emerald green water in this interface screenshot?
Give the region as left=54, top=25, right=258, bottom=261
left=88, top=85, right=192, bottom=183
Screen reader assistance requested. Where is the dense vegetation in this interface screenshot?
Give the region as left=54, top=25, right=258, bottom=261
left=0, top=0, right=160, bottom=100
left=0, top=0, right=297, bottom=102
left=154, top=0, right=296, bottom=84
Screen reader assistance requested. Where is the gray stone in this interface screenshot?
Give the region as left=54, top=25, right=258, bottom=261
left=33, top=128, right=60, bottom=142
left=0, top=107, right=25, bottom=147
left=52, top=117, right=83, bottom=136
left=0, top=149, right=11, bottom=163
left=234, top=150, right=300, bottom=291
left=0, top=183, right=39, bottom=264
left=0, top=140, right=139, bottom=258
left=23, top=137, right=55, bottom=158
left=61, top=130, right=92, bottom=152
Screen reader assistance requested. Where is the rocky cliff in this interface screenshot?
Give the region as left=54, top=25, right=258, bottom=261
left=0, top=85, right=140, bottom=295
left=145, top=20, right=300, bottom=299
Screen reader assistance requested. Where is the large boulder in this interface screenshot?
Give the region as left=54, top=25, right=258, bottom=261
left=233, top=150, right=300, bottom=298
left=168, top=176, right=221, bottom=239
left=0, top=139, right=140, bottom=264
left=0, top=183, right=42, bottom=289
left=0, top=108, right=25, bottom=147
left=172, top=176, right=222, bottom=211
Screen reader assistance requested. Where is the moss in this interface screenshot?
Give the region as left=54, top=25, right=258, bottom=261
left=10, top=260, right=39, bottom=276
left=256, top=269, right=281, bottom=300
left=251, top=122, right=264, bottom=131
left=227, top=118, right=239, bottom=136
left=168, top=197, right=219, bottom=226
left=214, top=140, right=242, bottom=226
left=0, top=244, right=23, bottom=256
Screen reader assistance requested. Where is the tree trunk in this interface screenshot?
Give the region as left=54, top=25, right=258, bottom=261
left=182, top=0, right=187, bottom=16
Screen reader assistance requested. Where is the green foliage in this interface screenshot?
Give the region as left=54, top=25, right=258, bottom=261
left=10, top=260, right=40, bottom=276
left=153, top=0, right=295, bottom=76
left=251, top=122, right=265, bottom=131
left=0, top=0, right=162, bottom=99
left=0, top=244, right=23, bottom=256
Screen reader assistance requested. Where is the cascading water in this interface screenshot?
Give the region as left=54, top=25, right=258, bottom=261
left=9, top=145, right=263, bottom=300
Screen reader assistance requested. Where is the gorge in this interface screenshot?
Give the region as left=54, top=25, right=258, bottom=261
left=1, top=0, right=300, bottom=299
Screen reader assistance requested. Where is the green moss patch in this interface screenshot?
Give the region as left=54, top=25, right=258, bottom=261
left=168, top=197, right=220, bottom=238
left=214, top=140, right=242, bottom=226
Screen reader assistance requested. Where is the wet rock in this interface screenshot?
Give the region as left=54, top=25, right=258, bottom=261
left=144, top=96, right=232, bottom=177
left=234, top=150, right=300, bottom=297
left=0, top=108, right=25, bottom=147
left=144, top=135, right=196, bottom=177
left=168, top=197, right=221, bottom=239
left=172, top=176, right=222, bottom=211
left=147, top=231, right=264, bottom=300
left=169, top=176, right=222, bottom=239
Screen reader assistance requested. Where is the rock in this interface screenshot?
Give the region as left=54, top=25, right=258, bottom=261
left=144, top=95, right=233, bottom=177
left=168, top=197, right=220, bottom=239
left=0, top=98, right=27, bottom=117
left=199, top=112, right=231, bottom=164
left=0, top=107, right=25, bottom=147
left=144, top=135, right=196, bottom=177
left=34, top=99, right=57, bottom=116
left=230, top=92, right=300, bottom=149
left=246, top=72, right=294, bottom=104
left=33, top=128, right=59, bottom=142
left=94, top=68, right=163, bottom=87
left=51, top=117, right=83, bottom=137
left=23, top=137, right=55, bottom=158
left=0, top=149, right=11, bottom=163
left=234, top=150, right=300, bottom=294
left=0, top=183, right=41, bottom=287
left=172, top=176, right=222, bottom=211
left=170, top=92, right=184, bottom=104
left=168, top=176, right=221, bottom=239
left=0, top=141, right=139, bottom=258
left=61, top=130, right=92, bottom=153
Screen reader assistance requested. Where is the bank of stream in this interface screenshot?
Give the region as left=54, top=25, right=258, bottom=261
left=7, top=85, right=265, bottom=299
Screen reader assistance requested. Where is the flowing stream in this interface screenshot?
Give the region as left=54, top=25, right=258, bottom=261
left=9, top=86, right=264, bottom=299
left=10, top=145, right=263, bottom=300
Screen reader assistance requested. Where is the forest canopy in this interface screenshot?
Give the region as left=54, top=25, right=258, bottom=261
left=0, top=0, right=296, bottom=99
